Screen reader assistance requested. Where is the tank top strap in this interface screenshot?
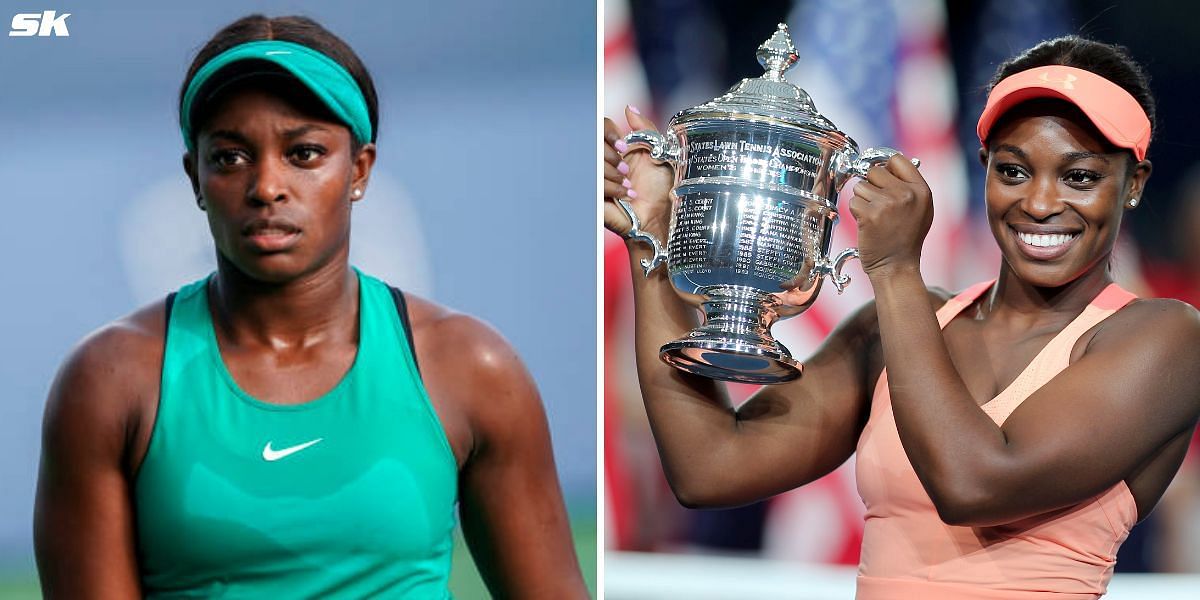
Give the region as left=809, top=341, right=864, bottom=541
left=935, top=280, right=995, bottom=328
left=1049, top=283, right=1138, bottom=344
left=872, top=281, right=996, bottom=402
left=1037, top=283, right=1135, bottom=370
left=984, top=282, right=1138, bottom=424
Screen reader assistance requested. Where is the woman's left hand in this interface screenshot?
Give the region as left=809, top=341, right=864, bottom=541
left=848, top=153, right=933, bottom=278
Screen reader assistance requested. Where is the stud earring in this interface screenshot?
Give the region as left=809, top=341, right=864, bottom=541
left=1128, top=197, right=1139, bottom=208
left=352, top=188, right=363, bottom=198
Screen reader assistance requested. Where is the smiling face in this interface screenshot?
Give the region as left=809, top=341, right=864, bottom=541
left=185, top=80, right=374, bottom=284
left=981, top=100, right=1150, bottom=290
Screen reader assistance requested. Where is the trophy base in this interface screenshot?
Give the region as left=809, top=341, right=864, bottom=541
left=659, top=285, right=802, bottom=384
left=661, top=338, right=801, bottom=384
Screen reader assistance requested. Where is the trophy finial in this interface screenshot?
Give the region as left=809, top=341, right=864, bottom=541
left=756, top=23, right=799, bottom=81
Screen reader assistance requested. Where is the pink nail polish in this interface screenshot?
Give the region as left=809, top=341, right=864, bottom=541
left=622, top=178, right=632, bottom=188
left=628, top=104, right=642, bottom=115
left=627, top=188, right=638, bottom=198
left=617, top=162, right=629, bottom=174
left=614, top=139, right=628, bottom=153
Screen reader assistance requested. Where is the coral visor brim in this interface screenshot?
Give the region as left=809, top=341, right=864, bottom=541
left=976, top=65, right=1150, bottom=161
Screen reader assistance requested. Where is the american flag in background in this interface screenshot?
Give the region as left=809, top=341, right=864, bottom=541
left=949, top=0, right=1073, bottom=286
left=957, top=0, right=1072, bottom=217
left=782, top=0, right=969, bottom=321
left=759, top=0, right=970, bottom=564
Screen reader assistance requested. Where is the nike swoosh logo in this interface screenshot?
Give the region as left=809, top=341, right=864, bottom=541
left=262, top=438, right=324, bottom=461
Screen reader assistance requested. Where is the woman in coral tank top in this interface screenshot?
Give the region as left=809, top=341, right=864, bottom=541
left=603, top=36, right=1200, bottom=598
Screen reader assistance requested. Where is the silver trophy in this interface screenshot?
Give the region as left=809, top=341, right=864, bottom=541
left=619, top=23, right=918, bottom=384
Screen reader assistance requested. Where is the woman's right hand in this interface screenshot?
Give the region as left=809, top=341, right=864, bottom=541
left=603, top=105, right=675, bottom=242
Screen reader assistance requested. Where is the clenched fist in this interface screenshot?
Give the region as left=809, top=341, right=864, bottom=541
left=848, top=153, right=933, bottom=278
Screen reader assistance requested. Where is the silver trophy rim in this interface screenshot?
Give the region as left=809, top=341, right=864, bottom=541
left=660, top=338, right=802, bottom=384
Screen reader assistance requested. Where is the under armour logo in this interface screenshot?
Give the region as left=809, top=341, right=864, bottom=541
left=1038, top=71, right=1077, bottom=90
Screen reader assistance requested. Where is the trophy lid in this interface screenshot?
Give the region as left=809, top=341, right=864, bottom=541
left=675, top=24, right=841, bottom=135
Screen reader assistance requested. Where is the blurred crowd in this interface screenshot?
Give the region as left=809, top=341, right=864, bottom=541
left=604, top=0, right=1200, bottom=572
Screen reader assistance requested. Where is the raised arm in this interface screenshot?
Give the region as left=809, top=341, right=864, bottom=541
left=35, top=307, right=164, bottom=598
left=850, top=154, right=1200, bottom=526
left=605, top=108, right=896, bottom=509
left=414, top=306, right=586, bottom=599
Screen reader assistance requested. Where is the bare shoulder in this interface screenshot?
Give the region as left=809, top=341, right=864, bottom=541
left=403, top=294, right=529, bottom=378
left=1087, top=297, right=1200, bottom=408
left=1093, top=297, right=1200, bottom=349
left=43, top=299, right=169, bottom=467
left=402, top=294, right=541, bottom=426
left=53, top=301, right=166, bottom=398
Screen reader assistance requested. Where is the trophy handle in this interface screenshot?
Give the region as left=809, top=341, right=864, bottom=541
left=616, top=129, right=679, bottom=276
left=624, top=129, right=681, bottom=164
left=823, top=146, right=920, bottom=292
left=615, top=198, right=668, bottom=276
left=837, top=146, right=921, bottom=179
left=815, top=247, right=860, bottom=294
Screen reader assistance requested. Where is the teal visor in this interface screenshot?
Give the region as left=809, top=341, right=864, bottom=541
left=180, top=40, right=372, bottom=152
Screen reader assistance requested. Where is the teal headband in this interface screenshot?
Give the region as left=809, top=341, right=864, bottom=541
left=180, top=40, right=372, bottom=152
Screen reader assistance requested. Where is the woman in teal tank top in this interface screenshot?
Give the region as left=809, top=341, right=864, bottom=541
left=34, top=15, right=587, bottom=598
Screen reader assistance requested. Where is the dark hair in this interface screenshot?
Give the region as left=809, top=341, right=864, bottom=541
left=988, top=35, right=1156, bottom=144
left=180, top=15, right=379, bottom=151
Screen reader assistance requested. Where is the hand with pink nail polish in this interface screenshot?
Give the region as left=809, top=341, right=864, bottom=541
left=602, top=105, right=674, bottom=241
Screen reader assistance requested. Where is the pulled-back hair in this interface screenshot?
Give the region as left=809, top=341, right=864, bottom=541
left=989, top=35, right=1155, bottom=142
left=179, top=15, right=379, bottom=149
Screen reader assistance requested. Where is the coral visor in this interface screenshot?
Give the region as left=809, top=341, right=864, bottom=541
left=976, top=65, right=1150, bottom=161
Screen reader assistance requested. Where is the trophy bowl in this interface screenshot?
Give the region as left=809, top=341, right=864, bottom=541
left=618, top=23, right=918, bottom=384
